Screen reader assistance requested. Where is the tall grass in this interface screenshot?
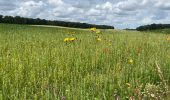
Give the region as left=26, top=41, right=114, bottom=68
left=0, top=24, right=170, bottom=99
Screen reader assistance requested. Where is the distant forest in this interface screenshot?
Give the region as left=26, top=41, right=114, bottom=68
left=0, top=15, right=114, bottom=29
left=136, top=23, right=170, bottom=31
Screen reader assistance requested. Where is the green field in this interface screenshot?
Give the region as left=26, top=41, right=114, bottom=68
left=0, top=24, right=170, bottom=99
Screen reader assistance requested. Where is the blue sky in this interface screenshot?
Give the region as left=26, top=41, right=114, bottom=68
left=0, top=0, right=170, bottom=29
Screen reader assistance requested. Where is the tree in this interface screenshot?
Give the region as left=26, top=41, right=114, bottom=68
left=0, top=15, right=115, bottom=29
left=136, top=24, right=170, bottom=31
left=0, top=15, right=3, bottom=23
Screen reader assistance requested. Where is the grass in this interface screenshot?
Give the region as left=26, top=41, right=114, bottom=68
left=0, top=24, right=170, bottom=99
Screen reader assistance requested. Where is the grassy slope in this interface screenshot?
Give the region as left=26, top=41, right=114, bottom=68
left=0, top=24, right=170, bottom=99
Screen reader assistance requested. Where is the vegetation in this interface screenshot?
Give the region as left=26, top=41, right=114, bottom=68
left=149, top=28, right=170, bottom=34
left=136, top=23, right=170, bottom=31
left=0, top=15, right=114, bottom=29
left=0, top=24, right=170, bottom=99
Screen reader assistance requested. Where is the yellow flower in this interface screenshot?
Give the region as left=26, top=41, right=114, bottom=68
left=167, top=37, right=170, bottom=41
left=90, top=27, right=97, bottom=32
left=70, top=38, right=76, bottom=41
left=64, top=37, right=76, bottom=42
left=64, top=38, right=70, bottom=42
left=97, top=38, right=102, bottom=41
left=69, top=32, right=76, bottom=34
left=72, top=32, right=76, bottom=34
left=129, top=59, right=134, bottom=64
left=96, top=30, right=101, bottom=34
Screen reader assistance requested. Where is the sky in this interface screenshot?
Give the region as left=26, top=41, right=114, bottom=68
left=0, top=0, right=170, bottom=29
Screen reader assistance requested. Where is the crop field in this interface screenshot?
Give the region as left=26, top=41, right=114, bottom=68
left=0, top=24, right=170, bottom=99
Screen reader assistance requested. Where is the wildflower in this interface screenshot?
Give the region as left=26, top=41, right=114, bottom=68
left=90, top=27, right=97, bottom=32
left=96, top=30, right=101, bottom=34
left=102, top=48, right=109, bottom=54
left=72, top=32, right=76, bottom=34
left=69, top=38, right=76, bottom=42
left=128, top=59, right=134, bottom=64
left=64, top=37, right=76, bottom=42
left=133, top=88, right=140, bottom=94
left=167, top=37, right=170, bottom=41
left=97, top=38, right=102, bottom=41
left=64, top=38, right=70, bottom=42
left=151, top=94, right=155, bottom=98
left=69, top=32, right=76, bottom=34
left=136, top=47, right=141, bottom=54
left=67, top=31, right=76, bottom=34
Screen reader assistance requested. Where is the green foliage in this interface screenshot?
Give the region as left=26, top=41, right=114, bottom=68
left=136, top=23, right=170, bottom=31
left=0, top=24, right=169, bottom=99
left=149, top=28, right=170, bottom=34
left=0, top=15, right=114, bottom=29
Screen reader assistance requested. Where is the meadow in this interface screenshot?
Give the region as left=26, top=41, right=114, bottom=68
left=0, top=24, right=170, bottom=100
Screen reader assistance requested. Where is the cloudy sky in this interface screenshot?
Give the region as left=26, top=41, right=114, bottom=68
left=0, top=0, right=170, bottom=29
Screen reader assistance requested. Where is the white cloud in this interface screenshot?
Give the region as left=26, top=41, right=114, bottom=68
left=48, top=0, right=64, bottom=6
left=0, top=0, right=170, bottom=29
left=155, top=0, right=170, bottom=10
left=16, top=1, right=46, bottom=17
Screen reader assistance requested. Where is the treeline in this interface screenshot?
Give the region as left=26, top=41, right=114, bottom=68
left=136, top=23, right=170, bottom=31
left=0, top=15, right=114, bottom=29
